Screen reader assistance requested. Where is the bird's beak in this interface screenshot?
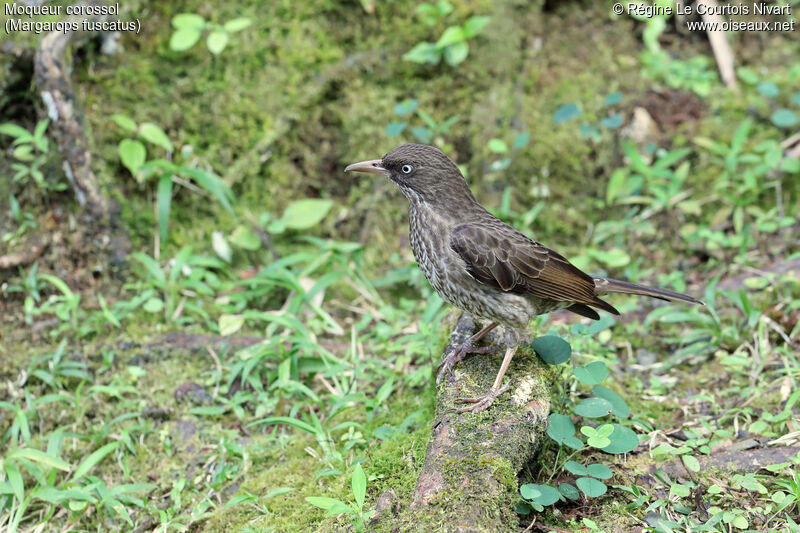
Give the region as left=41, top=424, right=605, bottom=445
left=344, top=159, right=388, bottom=176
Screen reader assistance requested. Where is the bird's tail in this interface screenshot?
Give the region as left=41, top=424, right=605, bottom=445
left=593, top=277, right=703, bottom=305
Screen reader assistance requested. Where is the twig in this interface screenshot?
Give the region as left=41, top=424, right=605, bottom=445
left=696, top=0, right=737, bottom=89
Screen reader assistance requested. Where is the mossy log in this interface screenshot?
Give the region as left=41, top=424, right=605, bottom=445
left=379, top=313, right=551, bottom=533
left=33, top=1, right=110, bottom=220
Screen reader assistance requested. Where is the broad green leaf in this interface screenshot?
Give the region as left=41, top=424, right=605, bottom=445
left=139, top=123, right=173, bottom=152
left=142, top=297, right=164, bottom=313
left=532, top=336, right=571, bottom=365
left=596, top=423, right=614, bottom=437
left=564, top=461, right=588, bottom=476
left=512, top=132, right=530, bottom=150
left=782, top=157, right=800, bottom=173
left=306, top=496, right=345, bottom=510
left=170, top=28, right=202, bottom=51
left=519, top=484, right=541, bottom=501
left=590, top=248, right=630, bottom=268
left=13, top=145, right=33, bottom=162
left=219, top=314, right=245, bottom=336
left=574, top=397, right=612, bottom=418
left=488, top=139, right=508, bottom=154
left=435, top=0, right=453, bottom=16
left=553, top=103, right=582, bottom=124
left=265, top=487, right=294, bottom=498
left=410, top=126, right=433, bottom=144
left=488, top=158, right=511, bottom=171
left=223, top=18, right=251, bottom=32
left=403, top=42, right=440, bottom=64
left=592, top=385, right=630, bottom=418
left=737, top=67, right=759, bottom=85
left=157, top=174, right=173, bottom=245
left=328, top=501, right=355, bottom=515
left=207, top=31, right=229, bottom=54
left=535, top=484, right=563, bottom=506
left=573, top=361, right=608, bottom=385
left=229, top=225, right=261, bottom=250
left=586, top=463, right=613, bottom=479
left=352, top=464, right=366, bottom=510
left=600, top=114, right=623, bottom=129
left=546, top=413, right=575, bottom=444
left=515, top=500, right=532, bottom=515
left=682, top=455, right=700, bottom=473
left=558, top=483, right=580, bottom=500
left=111, top=114, right=137, bottom=132
left=393, top=99, right=418, bottom=116
left=604, top=92, right=623, bottom=106
left=443, top=41, right=468, bottom=66
left=436, top=26, right=465, bottom=48
left=670, top=482, right=690, bottom=498
left=462, top=16, right=490, bottom=38
left=601, top=424, right=639, bottom=454
left=72, top=442, right=120, bottom=481
left=119, top=139, right=146, bottom=175
left=771, top=109, right=799, bottom=128
left=0, top=123, right=32, bottom=139
left=756, top=81, right=780, bottom=98
left=732, top=515, right=748, bottom=529
left=281, top=199, right=334, bottom=230
left=172, top=13, right=205, bottom=29
left=576, top=477, right=607, bottom=497
left=521, top=483, right=561, bottom=506
left=386, top=122, right=407, bottom=137
left=33, top=119, right=48, bottom=143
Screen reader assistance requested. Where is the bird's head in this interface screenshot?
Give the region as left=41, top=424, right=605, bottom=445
left=345, top=144, right=473, bottom=205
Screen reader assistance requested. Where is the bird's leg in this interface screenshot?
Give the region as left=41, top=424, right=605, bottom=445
left=436, top=321, right=499, bottom=384
left=455, top=342, right=517, bottom=413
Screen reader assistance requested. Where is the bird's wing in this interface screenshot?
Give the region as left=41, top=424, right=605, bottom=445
left=449, top=222, right=618, bottom=314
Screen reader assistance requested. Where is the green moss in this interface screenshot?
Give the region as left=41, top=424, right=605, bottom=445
left=200, top=384, right=436, bottom=532
left=58, top=0, right=661, bottom=263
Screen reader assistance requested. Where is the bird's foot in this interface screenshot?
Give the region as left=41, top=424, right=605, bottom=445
left=454, top=381, right=512, bottom=413
left=436, top=342, right=498, bottom=385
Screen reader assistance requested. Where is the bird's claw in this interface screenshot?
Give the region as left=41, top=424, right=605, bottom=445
left=436, top=342, right=500, bottom=385
left=454, top=381, right=512, bottom=413
left=436, top=342, right=469, bottom=385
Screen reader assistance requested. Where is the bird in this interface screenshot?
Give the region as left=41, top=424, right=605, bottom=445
left=345, top=144, right=702, bottom=412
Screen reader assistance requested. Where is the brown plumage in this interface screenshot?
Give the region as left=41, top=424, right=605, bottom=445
left=346, top=144, right=702, bottom=412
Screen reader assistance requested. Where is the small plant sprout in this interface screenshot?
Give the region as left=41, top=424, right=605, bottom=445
left=169, top=13, right=251, bottom=54
left=306, top=464, right=372, bottom=531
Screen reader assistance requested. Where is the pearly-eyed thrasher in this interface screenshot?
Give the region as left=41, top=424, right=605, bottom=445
left=345, top=144, right=701, bottom=412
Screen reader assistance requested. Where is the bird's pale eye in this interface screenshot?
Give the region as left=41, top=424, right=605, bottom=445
left=401, top=164, right=413, bottom=174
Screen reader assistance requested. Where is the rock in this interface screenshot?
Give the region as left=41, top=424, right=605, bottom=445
left=174, top=382, right=213, bottom=404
